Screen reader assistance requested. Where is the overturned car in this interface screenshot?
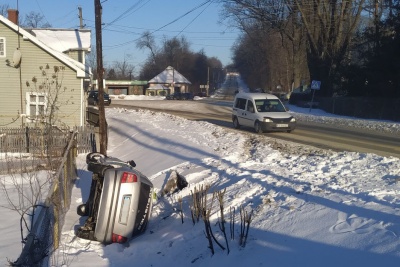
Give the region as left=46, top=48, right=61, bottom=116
left=76, top=153, right=154, bottom=244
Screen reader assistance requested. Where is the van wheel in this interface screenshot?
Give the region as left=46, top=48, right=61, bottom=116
left=254, top=121, right=263, bottom=133
left=233, top=117, right=240, bottom=129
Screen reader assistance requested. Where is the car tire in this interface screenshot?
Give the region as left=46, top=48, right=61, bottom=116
left=254, top=121, right=263, bottom=133
left=233, top=117, right=240, bottom=129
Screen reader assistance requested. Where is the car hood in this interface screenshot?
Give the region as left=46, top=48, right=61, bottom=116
left=259, top=112, right=293, bottom=119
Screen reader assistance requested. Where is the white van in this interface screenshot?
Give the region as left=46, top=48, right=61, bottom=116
left=232, top=92, right=296, bottom=133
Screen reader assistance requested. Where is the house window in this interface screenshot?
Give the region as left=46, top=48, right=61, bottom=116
left=0, top=37, right=5, bottom=57
left=26, top=92, right=47, bottom=122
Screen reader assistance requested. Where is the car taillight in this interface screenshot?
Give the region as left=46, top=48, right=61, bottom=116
left=121, top=172, right=137, bottom=183
left=112, top=233, right=128, bottom=243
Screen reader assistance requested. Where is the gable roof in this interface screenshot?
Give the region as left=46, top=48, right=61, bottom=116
left=0, top=15, right=90, bottom=78
left=28, top=28, right=91, bottom=53
left=149, top=66, right=191, bottom=84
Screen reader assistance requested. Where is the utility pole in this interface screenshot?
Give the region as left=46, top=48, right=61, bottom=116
left=78, top=6, right=84, bottom=29
left=94, top=0, right=107, bottom=155
left=207, top=67, right=210, bottom=96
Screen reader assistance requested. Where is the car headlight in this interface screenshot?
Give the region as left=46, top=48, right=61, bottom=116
left=263, top=118, right=272, bottom=122
left=290, top=117, right=296, bottom=122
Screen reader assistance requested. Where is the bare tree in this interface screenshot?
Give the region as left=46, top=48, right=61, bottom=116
left=136, top=31, right=159, bottom=64
left=294, top=0, right=365, bottom=95
left=221, top=0, right=308, bottom=91
left=221, top=0, right=365, bottom=95
left=112, top=55, right=135, bottom=80
left=86, top=45, right=97, bottom=80
left=23, top=11, right=52, bottom=28
left=0, top=4, right=10, bottom=16
left=26, top=65, right=72, bottom=127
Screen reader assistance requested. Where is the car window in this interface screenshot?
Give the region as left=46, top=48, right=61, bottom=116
left=246, top=100, right=255, bottom=113
left=234, top=98, right=247, bottom=110
left=256, top=99, right=286, bottom=112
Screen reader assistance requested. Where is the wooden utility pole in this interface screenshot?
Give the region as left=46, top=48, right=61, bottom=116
left=78, top=6, right=84, bottom=29
left=94, top=0, right=107, bottom=155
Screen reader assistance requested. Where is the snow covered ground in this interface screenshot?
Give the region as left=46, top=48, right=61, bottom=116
left=1, top=96, right=400, bottom=267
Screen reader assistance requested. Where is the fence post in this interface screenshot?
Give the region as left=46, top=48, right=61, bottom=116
left=25, top=126, right=29, bottom=153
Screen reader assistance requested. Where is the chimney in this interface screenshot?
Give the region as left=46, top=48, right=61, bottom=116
left=7, top=9, right=19, bottom=25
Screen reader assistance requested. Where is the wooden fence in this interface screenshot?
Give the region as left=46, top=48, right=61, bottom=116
left=0, top=125, right=94, bottom=156
left=11, top=131, right=79, bottom=266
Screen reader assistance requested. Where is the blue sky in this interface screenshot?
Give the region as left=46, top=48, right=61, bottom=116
left=2, top=0, right=239, bottom=75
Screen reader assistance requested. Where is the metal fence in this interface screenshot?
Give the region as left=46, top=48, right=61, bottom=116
left=0, top=125, right=94, bottom=155
left=11, top=131, right=79, bottom=267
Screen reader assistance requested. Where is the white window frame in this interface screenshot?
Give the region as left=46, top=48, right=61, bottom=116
left=26, top=92, right=47, bottom=123
left=0, top=37, right=5, bottom=57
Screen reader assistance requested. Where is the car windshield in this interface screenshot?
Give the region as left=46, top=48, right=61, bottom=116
left=254, top=99, right=286, bottom=112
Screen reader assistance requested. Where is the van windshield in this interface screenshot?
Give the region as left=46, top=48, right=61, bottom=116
left=254, top=99, right=286, bottom=112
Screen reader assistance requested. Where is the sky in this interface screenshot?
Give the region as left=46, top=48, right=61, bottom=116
left=1, top=0, right=239, bottom=74
left=1, top=96, right=400, bottom=267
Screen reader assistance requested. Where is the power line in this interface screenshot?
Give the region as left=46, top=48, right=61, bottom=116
left=104, top=0, right=151, bottom=29
left=102, top=0, right=216, bottom=50
left=175, top=1, right=213, bottom=37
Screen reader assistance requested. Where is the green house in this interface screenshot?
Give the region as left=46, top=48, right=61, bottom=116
left=0, top=10, right=92, bottom=128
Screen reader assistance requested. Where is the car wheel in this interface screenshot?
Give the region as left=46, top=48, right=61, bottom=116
left=233, top=117, right=240, bottom=129
left=254, top=121, right=263, bottom=133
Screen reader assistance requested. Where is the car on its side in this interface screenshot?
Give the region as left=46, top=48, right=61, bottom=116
left=76, top=153, right=153, bottom=244
left=232, top=92, right=296, bottom=133
left=88, top=90, right=111, bottom=106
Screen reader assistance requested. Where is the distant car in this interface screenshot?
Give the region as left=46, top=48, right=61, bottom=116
left=232, top=92, right=296, bottom=133
left=196, top=92, right=207, bottom=97
left=165, top=92, right=194, bottom=100
left=181, top=92, right=194, bottom=100
left=88, top=90, right=111, bottom=106
left=165, top=92, right=181, bottom=100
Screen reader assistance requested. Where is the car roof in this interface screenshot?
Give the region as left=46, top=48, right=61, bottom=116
left=235, top=92, right=279, bottom=100
left=89, top=91, right=108, bottom=95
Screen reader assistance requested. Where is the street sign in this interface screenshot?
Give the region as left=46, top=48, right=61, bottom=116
left=311, top=80, right=321, bottom=90
left=309, top=80, right=321, bottom=112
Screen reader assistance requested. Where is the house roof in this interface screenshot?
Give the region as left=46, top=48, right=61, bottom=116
left=0, top=15, right=90, bottom=78
left=149, top=66, right=191, bottom=84
left=28, top=28, right=91, bottom=53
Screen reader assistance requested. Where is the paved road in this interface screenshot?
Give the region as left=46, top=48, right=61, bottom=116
left=110, top=99, right=400, bottom=158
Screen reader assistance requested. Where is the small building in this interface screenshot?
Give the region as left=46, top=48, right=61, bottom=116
left=147, top=66, right=191, bottom=96
left=93, top=80, right=148, bottom=96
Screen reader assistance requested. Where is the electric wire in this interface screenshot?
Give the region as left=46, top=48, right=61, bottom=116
left=103, top=0, right=215, bottom=50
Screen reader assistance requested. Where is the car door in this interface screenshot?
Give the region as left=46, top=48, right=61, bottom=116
left=243, top=100, right=257, bottom=127
left=236, top=99, right=255, bottom=127
left=234, top=97, right=249, bottom=126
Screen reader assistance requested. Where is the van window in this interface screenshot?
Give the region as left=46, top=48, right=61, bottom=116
left=234, top=98, right=247, bottom=110
left=246, top=100, right=255, bottom=113
left=255, top=99, right=286, bottom=112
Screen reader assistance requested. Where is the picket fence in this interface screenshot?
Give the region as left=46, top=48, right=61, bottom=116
left=0, top=125, right=94, bottom=155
